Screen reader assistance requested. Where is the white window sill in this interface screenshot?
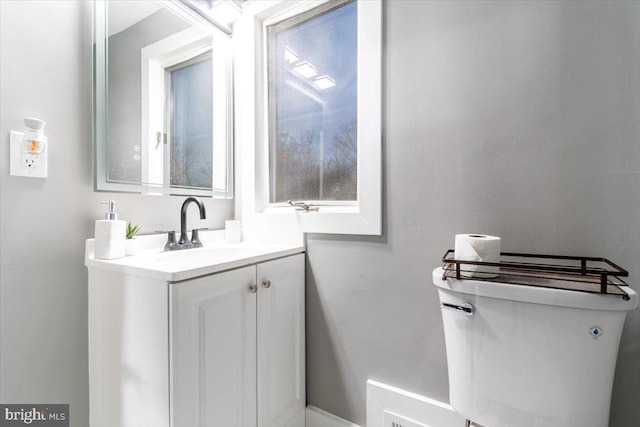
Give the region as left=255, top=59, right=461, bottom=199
left=261, top=204, right=381, bottom=235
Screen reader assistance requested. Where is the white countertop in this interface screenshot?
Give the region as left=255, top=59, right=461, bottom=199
left=85, top=230, right=304, bottom=282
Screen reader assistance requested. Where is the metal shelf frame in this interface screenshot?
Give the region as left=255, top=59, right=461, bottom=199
left=442, top=250, right=630, bottom=299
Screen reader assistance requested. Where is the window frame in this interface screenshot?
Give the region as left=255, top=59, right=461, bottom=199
left=266, top=0, right=358, bottom=205
left=236, top=0, right=382, bottom=236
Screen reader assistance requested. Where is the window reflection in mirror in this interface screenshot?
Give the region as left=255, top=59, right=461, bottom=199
left=94, top=0, right=232, bottom=197
left=168, top=52, right=214, bottom=190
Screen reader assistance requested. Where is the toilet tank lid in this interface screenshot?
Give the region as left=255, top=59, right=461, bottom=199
left=432, top=267, right=637, bottom=311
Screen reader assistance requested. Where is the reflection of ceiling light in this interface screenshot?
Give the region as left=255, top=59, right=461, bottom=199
left=284, top=47, right=299, bottom=64
left=293, top=61, right=317, bottom=78
left=314, top=75, right=336, bottom=90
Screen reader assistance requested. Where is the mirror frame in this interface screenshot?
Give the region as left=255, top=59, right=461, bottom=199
left=93, top=0, right=234, bottom=198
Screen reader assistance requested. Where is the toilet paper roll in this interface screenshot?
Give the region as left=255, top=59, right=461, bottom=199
left=454, top=234, right=501, bottom=278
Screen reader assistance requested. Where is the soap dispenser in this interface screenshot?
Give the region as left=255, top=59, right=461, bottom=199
left=94, top=201, right=126, bottom=260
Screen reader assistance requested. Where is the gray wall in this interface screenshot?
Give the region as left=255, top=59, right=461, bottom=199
left=2, top=1, right=640, bottom=427
left=0, top=2, right=233, bottom=427
left=107, top=9, right=189, bottom=183
left=306, top=1, right=640, bottom=426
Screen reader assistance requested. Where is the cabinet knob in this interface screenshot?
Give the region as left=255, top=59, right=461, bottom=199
left=249, top=284, right=257, bottom=294
left=262, top=280, right=271, bottom=289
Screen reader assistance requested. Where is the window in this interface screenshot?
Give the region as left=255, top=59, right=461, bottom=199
left=235, top=0, right=381, bottom=235
left=141, top=26, right=232, bottom=197
left=267, top=0, right=357, bottom=203
left=167, top=52, right=214, bottom=190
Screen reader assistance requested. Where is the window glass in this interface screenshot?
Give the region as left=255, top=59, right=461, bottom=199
left=169, top=54, right=214, bottom=190
left=268, top=0, right=357, bottom=203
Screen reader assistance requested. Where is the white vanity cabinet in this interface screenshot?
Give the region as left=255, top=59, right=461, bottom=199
left=170, top=254, right=306, bottom=427
left=87, top=249, right=305, bottom=427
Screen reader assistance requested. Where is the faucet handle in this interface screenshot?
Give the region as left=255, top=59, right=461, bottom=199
left=164, top=231, right=178, bottom=251
left=190, top=229, right=203, bottom=248
left=190, top=228, right=208, bottom=248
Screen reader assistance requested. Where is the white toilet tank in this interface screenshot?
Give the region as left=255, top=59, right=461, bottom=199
left=433, top=267, right=637, bottom=427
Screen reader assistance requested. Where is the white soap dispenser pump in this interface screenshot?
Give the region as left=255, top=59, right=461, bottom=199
left=94, top=201, right=126, bottom=260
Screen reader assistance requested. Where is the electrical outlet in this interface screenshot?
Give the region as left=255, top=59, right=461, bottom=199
left=22, top=153, right=39, bottom=168
left=10, top=131, right=48, bottom=178
left=383, top=410, right=429, bottom=427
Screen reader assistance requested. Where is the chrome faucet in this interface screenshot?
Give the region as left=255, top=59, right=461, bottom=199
left=166, top=197, right=207, bottom=250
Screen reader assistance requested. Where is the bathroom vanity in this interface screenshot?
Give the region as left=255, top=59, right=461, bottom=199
left=85, top=235, right=305, bottom=427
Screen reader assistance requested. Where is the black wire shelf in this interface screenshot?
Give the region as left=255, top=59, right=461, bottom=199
left=441, top=250, right=630, bottom=300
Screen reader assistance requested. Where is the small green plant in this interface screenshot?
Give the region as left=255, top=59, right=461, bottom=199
left=126, top=222, right=141, bottom=239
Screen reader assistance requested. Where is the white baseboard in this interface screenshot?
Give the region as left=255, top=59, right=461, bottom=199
left=306, top=405, right=361, bottom=427
left=306, top=381, right=466, bottom=427
left=366, top=380, right=467, bottom=427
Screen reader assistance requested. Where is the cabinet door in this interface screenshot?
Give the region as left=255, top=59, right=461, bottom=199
left=170, top=266, right=257, bottom=427
left=257, top=254, right=306, bottom=427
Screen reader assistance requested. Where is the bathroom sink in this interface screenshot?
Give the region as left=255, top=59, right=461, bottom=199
left=85, top=234, right=304, bottom=281
left=148, top=245, right=267, bottom=272
left=153, top=246, right=249, bottom=265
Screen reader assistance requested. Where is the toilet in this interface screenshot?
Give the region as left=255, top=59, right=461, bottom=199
left=433, top=267, right=637, bottom=427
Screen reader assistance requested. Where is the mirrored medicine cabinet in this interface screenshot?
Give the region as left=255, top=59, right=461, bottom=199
left=93, top=0, right=233, bottom=197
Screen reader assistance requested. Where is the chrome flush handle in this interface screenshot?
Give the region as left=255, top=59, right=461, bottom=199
left=440, top=302, right=475, bottom=316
